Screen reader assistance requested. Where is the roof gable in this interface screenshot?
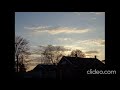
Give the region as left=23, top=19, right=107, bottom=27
left=58, top=56, right=104, bottom=68
left=32, top=64, right=56, bottom=71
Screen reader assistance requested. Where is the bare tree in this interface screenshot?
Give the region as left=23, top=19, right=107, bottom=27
left=15, top=36, right=30, bottom=72
left=39, top=45, right=68, bottom=64
left=70, top=49, right=86, bottom=58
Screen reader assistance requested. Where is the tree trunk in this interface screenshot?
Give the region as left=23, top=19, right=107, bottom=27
left=16, top=55, right=19, bottom=72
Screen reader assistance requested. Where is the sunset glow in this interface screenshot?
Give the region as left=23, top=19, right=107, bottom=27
left=15, top=12, right=105, bottom=71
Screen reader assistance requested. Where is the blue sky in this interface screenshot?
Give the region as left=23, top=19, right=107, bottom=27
left=15, top=12, right=105, bottom=61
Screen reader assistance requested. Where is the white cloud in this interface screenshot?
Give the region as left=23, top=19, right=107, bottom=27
left=24, top=26, right=90, bottom=35
left=64, top=45, right=87, bottom=51
left=49, top=28, right=89, bottom=34
left=89, top=12, right=105, bottom=15
left=76, top=39, right=105, bottom=46
left=24, top=26, right=51, bottom=30
left=57, top=38, right=73, bottom=41
left=95, top=12, right=104, bottom=15
left=73, top=12, right=104, bottom=16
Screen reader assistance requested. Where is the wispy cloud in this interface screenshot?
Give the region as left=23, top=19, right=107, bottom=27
left=85, top=48, right=104, bottom=60
left=64, top=45, right=87, bottom=51
left=85, top=50, right=99, bottom=58
left=95, top=12, right=104, bottom=15
left=73, top=12, right=104, bottom=16
left=76, top=39, right=105, bottom=46
left=57, top=38, right=73, bottom=41
left=24, top=26, right=90, bottom=34
left=24, top=26, right=51, bottom=30
left=89, top=12, right=105, bottom=15
left=85, top=51, right=99, bottom=54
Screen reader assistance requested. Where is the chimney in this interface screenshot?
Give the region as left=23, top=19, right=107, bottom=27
left=95, top=55, right=97, bottom=59
left=75, top=54, right=77, bottom=57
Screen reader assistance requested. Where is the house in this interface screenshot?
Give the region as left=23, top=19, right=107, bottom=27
left=24, top=64, right=57, bottom=79
left=57, top=56, right=105, bottom=80
left=22, top=56, right=105, bottom=80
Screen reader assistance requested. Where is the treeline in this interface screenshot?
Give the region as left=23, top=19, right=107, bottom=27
left=15, top=36, right=86, bottom=72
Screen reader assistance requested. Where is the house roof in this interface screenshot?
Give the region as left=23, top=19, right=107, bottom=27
left=32, top=64, right=56, bottom=72
left=58, top=56, right=104, bottom=69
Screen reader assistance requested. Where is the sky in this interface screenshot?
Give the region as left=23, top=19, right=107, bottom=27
left=15, top=12, right=105, bottom=68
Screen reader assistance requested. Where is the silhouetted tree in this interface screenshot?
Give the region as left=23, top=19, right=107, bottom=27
left=39, top=45, right=67, bottom=64
left=70, top=49, right=86, bottom=58
left=19, top=63, right=26, bottom=72
left=15, top=36, right=30, bottom=72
